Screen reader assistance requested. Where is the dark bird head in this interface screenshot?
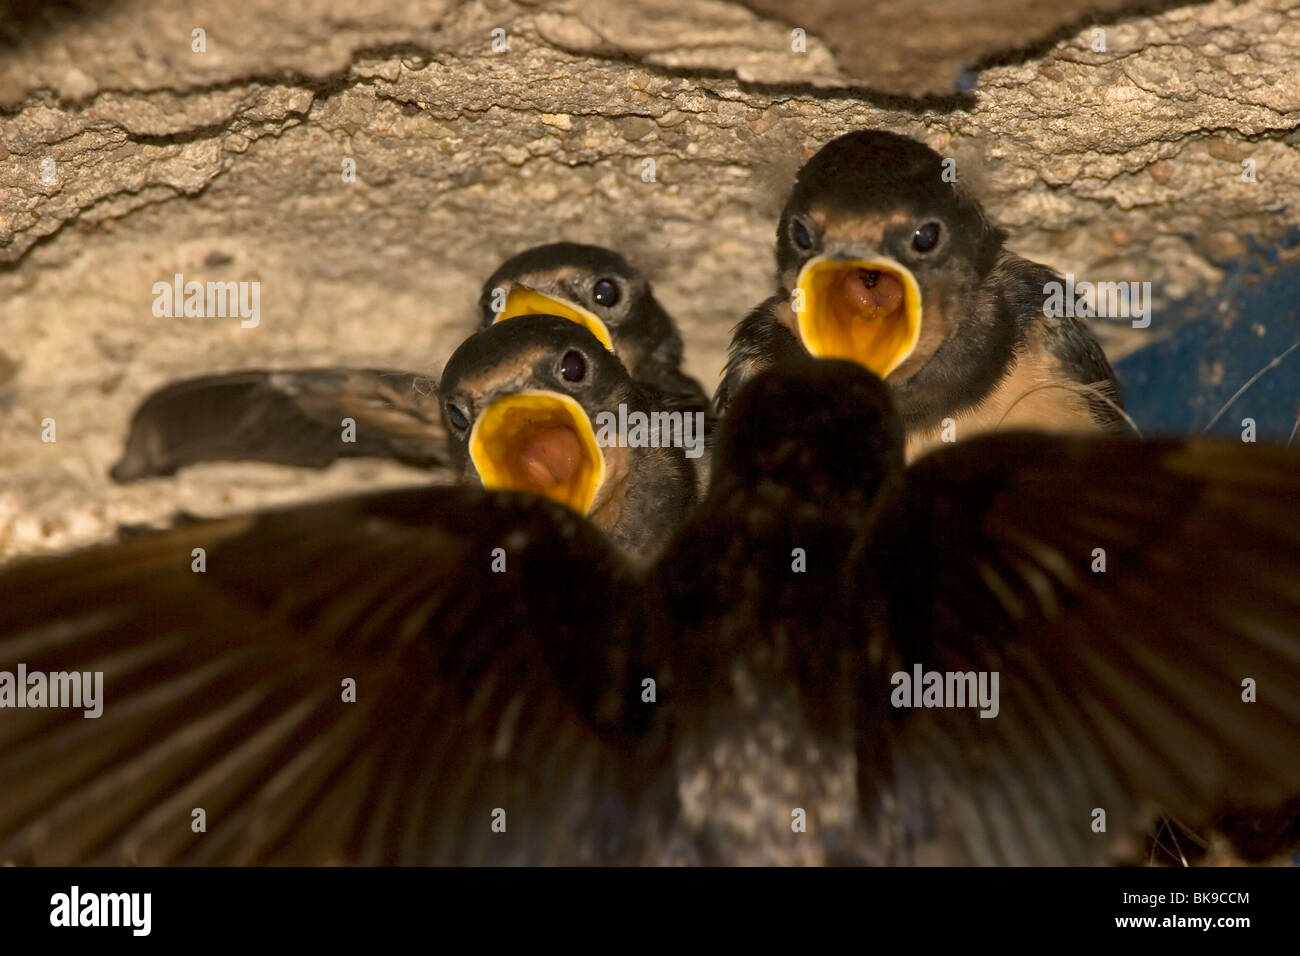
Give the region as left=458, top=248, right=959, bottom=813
left=775, top=130, right=1004, bottom=383
left=710, top=358, right=904, bottom=514
left=476, top=242, right=683, bottom=384
left=441, top=314, right=698, bottom=556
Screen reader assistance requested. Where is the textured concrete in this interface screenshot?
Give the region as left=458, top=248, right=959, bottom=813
left=2, top=0, right=1299, bottom=558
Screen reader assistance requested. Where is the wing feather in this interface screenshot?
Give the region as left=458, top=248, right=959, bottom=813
left=0, top=486, right=651, bottom=864
left=110, top=368, right=448, bottom=481
left=865, top=435, right=1300, bottom=864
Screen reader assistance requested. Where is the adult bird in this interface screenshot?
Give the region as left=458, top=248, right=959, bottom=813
left=1, top=360, right=1297, bottom=865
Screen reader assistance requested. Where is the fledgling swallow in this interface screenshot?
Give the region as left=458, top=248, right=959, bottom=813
left=478, top=242, right=708, bottom=414
left=110, top=243, right=709, bottom=483
left=716, top=130, right=1125, bottom=460
left=439, top=314, right=699, bottom=561
left=1, top=359, right=1297, bottom=865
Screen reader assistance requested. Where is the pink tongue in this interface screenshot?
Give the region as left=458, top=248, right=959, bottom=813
left=839, top=268, right=904, bottom=316
left=517, top=426, right=583, bottom=486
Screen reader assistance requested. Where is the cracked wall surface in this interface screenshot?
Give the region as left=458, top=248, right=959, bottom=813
left=1, top=0, right=1299, bottom=559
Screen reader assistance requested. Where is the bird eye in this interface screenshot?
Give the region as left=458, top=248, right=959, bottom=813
left=912, top=221, right=941, bottom=253
left=791, top=218, right=814, bottom=251
left=560, top=350, right=587, bottom=383
left=446, top=403, right=469, bottom=430
left=593, top=278, right=620, bottom=308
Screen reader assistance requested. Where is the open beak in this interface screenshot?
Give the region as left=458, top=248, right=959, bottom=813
left=469, top=390, right=606, bottom=515
left=494, top=287, right=615, bottom=352
left=793, top=256, right=922, bottom=377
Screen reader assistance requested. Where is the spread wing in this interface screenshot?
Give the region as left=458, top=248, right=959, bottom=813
left=861, top=435, right=1300, bottom=864
left=110, top=368, right=448, bottom=481
left=0, top=487, right=656, bottom=865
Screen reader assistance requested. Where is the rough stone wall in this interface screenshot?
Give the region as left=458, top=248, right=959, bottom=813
left=1, top=0, right=1298, bottom=559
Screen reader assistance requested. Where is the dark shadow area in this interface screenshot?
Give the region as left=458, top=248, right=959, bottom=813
left=1117, top=228, right=1300, bottom=443
left=968, top=0, right=1216, bottom=75
left=739, top=0, right=1215, bottom=98
left=0, top=0, right=124, bottom=51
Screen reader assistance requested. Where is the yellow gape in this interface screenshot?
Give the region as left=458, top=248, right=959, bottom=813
left=494, top=288, right=615, bottom=352
left=794, top=256, right=922, bottom=377
left=469, top=390, right=606, bottom=515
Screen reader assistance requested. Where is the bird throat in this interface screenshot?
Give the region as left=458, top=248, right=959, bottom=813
left=470, top=390, right=606, bottom=514
left=794, top=257, right=922, bottom=378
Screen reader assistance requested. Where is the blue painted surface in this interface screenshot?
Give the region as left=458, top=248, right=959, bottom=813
left=1115, top=238, right=1300, bottom=444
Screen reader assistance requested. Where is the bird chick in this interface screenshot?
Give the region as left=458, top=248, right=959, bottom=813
left=716, top=130, right=1124, bottom=460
